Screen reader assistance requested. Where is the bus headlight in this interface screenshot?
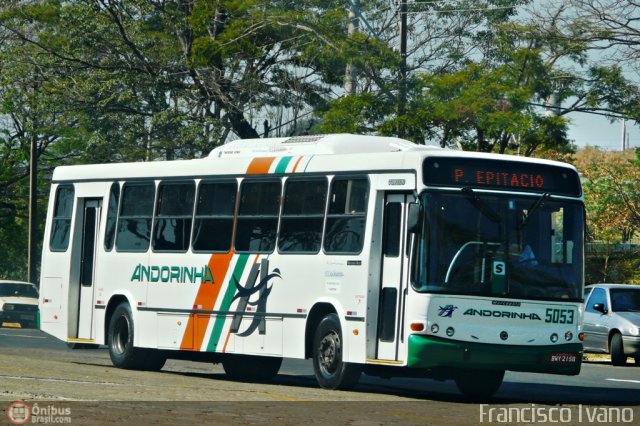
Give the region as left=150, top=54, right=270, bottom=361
left=565, top=331, right=573, bottom=341
left=430, top=323, right=439, bottom=334
left=550, top=333, right=559, bottom=343
left=446, top=327, right=455, bottom=337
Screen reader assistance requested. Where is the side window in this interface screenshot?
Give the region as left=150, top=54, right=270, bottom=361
left=116, top=182, right=155, bottom=252
left=192, top=181, right=237, bottom=252
left=152, top=181, right=195, bottom=252
left=235, top=180, right=281, bottom=253
left=324, top=177, right=368, bottom=254
left=278, top=178, right=327, bottom=253
left=50, top=185, right=75, bottom=252
left=104, top=182, right=120, bottom=251
left=585, top=288, right=607, bottom=313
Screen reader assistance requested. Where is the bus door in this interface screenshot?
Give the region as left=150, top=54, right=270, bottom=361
left=376, top=193, right=411, bottom=361
left=75, top=198, right=101, bottom=340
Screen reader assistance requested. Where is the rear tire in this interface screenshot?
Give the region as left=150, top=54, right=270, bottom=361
left=455, top=369, right=504, bottom=399
left=610, top=333, right=627, bottom=366
left=312, top=313, right=361, bottom=390
left=108, top=302, right=144, bottom=369
left=222, top=354, right=282, bottom=381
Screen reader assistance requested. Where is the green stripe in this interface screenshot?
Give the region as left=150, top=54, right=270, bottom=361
left=275, top=156, right=293, bottom=173
left=206, top=254, right=250, bottom=352
left=303, top=155, right=315, bottom=172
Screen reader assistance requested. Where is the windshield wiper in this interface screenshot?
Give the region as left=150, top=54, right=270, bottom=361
left=461, top=187, right=501, bottom=223
left=518, top=192, right=550, bottom=231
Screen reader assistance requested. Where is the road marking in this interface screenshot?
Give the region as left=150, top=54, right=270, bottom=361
left=0, top=374, right=121, bottom=386
left=0, top=333, right=46, bottom=339
left=606, top=378, right=640, bottom=384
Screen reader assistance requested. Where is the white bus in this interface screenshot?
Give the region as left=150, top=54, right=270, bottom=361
left=39, top=134, right=585, bottom=397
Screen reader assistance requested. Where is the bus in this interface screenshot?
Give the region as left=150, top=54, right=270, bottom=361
left=39, top=134, right=585, bottom=397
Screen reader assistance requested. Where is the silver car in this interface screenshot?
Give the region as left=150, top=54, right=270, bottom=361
left=0, top=280, right=39, bottom=328
left=583, top=284, right=640, bottom=366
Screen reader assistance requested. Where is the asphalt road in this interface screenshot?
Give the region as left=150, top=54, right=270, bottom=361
left=0, top=327, right=639, bottom=425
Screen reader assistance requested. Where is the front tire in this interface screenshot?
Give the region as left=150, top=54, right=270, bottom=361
left=108, top=302, right=144, bottom=369
left=610, top=333, right=627, bottom=366
left=312, top=313, right=361, bottom=390
left=455, top=369, right=504, bottom=399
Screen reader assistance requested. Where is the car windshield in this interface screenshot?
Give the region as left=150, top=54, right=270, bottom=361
left=412, top=191, right=584, bottom=301
left=0, top=283, right=38, bottom=298
left=610, top=288, right=640, bottom=312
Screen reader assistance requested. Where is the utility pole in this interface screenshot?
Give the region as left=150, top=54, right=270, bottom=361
left=397, top=0, right=407, bottom=138
left=621, top=119, right=627, bottom=151
left=344, top=0, right=360, bottom=95
left=28, top=132, right=37, bottom=285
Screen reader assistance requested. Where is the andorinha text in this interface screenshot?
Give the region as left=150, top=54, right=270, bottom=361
left=131, top=264, right=214, bottom=284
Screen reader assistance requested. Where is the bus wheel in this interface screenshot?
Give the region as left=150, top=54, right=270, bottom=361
left=222, top=354, right=282, bottom=381
left=312, top=313, right=361, bottom=390
left=454, top=369, right=504, bottom=399
left=610, top=333, right=627, bottom=366
left=108, top=302, right=142, bottom=369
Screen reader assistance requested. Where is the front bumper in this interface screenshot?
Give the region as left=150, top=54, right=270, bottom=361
left=622, top=335, right=640, bottom=356
left=408, top=335, right=582, bottom=375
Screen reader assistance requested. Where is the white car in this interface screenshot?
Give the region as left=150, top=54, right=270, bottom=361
left=583, top=284, right=640, bottom=366
left=0, top=280, right=39, bottom=328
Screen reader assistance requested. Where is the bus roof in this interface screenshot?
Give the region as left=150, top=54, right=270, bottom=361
left=51, top=134, right=578, bottom=182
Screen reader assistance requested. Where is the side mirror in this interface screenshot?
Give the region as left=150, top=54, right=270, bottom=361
left=593, top=303, right=608, bottom=314
left=407, top=202, right=423, bottom=234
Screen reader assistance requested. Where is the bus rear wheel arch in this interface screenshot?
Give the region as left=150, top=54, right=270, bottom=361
left=312, top=313, right=361, bottom=390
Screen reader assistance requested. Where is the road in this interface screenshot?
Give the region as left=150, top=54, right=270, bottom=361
left=1, top=327, right=639, bottom=425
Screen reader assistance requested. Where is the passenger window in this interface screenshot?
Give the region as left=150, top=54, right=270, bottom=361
left=278, top=178, right=327, bottom=253
left=50, top=185, right=75, bottom=252
left=235, top=180, right=281, bottom=253
left=152, top=181, right=195, bottom=252
left=104, top=183, right=120, bottom=251
left=192, top=181, right=237, bottom=252
left=324, top=177, right=368, bottom=254
left=585, top=288, right=607, bottom=313
left=116, top=182, right=155, bottom=252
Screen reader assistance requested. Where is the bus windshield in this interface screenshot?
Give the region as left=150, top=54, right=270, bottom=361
left=413, top=191, right=584, bottom=301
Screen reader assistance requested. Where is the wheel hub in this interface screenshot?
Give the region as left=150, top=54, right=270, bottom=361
left=319, top=331, right=341, bottom=375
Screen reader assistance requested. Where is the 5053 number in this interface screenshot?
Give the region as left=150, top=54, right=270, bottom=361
left=545, top=308, right=574, bottom=324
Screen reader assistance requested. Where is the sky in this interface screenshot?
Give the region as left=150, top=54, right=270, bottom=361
left=567, top=112, right=639, bottom=151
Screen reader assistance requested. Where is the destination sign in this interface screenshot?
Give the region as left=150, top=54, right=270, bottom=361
left=423, top=157, right=581, bottom=196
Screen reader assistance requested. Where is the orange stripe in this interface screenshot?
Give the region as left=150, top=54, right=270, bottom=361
left=222, top=254, right=261, bottom=353
left=291, top=156, right=303, bottom=172
left=180, top=250, right=235, bottom=350
left=247, top=157, right=276, bottom=175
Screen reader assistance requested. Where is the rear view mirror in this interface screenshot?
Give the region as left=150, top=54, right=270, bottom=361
left=407, top=202, right=423, bottom=234
left=593, top=303, right=608, bottom=314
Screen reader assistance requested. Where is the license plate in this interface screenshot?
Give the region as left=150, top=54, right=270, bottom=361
left=2, top=322, right=22, bottom=328
left=550, top=352, right=577, bottom=363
